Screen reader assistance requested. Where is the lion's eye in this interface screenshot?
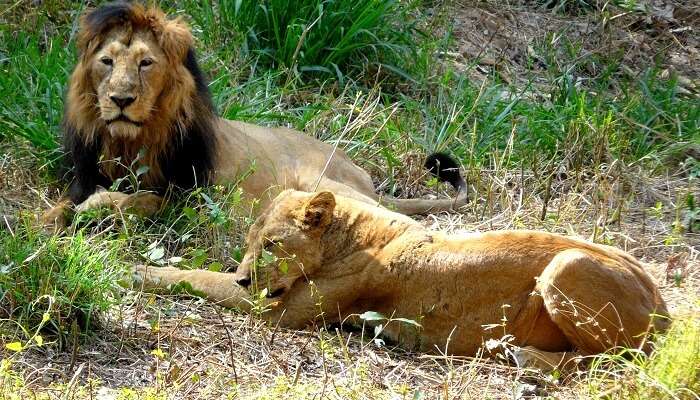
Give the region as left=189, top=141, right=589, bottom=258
left=100, top=57, right=113, bottom=66
left=139, top=58, right=153, bottom=68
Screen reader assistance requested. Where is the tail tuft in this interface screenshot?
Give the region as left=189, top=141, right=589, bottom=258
left=424, top=152, right=466, bottom=192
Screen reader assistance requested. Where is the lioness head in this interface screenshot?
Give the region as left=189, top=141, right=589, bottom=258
left=66, top=2, right=200, bottom=141
left=234, top=190, right=337, bottom=299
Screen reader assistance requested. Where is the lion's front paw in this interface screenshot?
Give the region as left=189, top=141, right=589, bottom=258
left=128, top=265, right=182, bottom=292
left=512, top=346, right=581, bottom=372
left=75, top=191, right=130, bottom=213
left=116, top=192, right=163, bottom=217
left=40, top=200, right=73, bottom=233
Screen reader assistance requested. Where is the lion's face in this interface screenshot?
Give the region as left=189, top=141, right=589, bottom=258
left=67, top=3, right=198, bottom=147
left=234, top=191, right=336, bottom=299
left=91, top=27, right=167, bottom=139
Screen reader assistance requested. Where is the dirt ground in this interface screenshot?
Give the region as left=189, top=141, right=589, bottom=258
left=447, top=0, right=699, bottom=96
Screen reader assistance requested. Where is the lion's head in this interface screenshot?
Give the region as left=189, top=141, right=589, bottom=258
left=233, top=190, right=337, bottom=299
left=64, top=2, right=216, bottom=200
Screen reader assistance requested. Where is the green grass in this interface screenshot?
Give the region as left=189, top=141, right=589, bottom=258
left=0, top=218, right=124, bottom=345
left=0, top=33, right=73, bottom=166
left=583, top=310, right=700, bottom=399
left=182, top=0, right=421, bottom=84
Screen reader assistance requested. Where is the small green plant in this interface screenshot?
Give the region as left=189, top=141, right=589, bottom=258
left=682, top=193, right=700, bottom=233
left=0, top=218, right=124, bottom=343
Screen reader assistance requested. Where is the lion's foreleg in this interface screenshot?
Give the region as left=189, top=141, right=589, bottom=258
left=264, top=277, right=361, bottom=329
left=131, top=265, right=252, bottom=311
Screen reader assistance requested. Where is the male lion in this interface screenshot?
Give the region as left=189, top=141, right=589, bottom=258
left=135, top=190, right=669, bottom=360
left=42, top=2, right=465, bottom=228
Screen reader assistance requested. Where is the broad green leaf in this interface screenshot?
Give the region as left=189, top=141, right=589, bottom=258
left=260, top=249, right=276, bottom=264
left=190, top=249, right=208, bottom=268
left=147, top=247, right=165, bottom=261
left=182, top=207, right=197, bottom=220
left=136, top=165, right=150, bottom=177
left=279, top=259, right=288, bottom=274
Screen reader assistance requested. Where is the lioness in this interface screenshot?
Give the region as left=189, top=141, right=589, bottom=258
left=42, top=2, right=465, bottom=228
left=135, top=190, right=670, bottom=357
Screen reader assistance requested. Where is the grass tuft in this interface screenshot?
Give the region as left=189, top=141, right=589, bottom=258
left=0, top=218, right=124, bottom=344
left=583, top=310, right=700, bottom=399
left=184, top=0, right=421, bottom=83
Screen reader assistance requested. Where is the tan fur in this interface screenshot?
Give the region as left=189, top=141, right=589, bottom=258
left=44, top=4, right=464, bottom=228
left=134, top=190, right=670, bottom=356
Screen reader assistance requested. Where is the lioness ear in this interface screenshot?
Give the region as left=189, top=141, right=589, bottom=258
left=300, top=191, right=336, bottom=230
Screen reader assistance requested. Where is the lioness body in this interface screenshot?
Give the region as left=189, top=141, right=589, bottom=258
left=137, top=190, right=669, bottom=356
left=42, top=2, right=464, bottom=228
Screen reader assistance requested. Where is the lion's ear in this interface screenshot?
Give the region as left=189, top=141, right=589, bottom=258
left=155, top=17, right=193, bottom=63
left=300, top=191, right=336, bottom=230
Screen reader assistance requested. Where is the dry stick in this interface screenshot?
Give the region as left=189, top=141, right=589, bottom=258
left=312, top=94, right=363, bottom=192
left=68, top=320, right=79, bottom=374
left=540, top=173, right=553, bottom=221
left=213, top=305, right=239, bottom=385
left=286, top=12, right=324, bottom=86
left=268, top=309, right=285, bottom=348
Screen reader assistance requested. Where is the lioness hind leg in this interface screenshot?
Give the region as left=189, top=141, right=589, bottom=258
left=537, top=249, right=667, bottom=354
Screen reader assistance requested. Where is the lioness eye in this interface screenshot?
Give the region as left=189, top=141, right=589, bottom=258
left=100, top=57, right=113, bottom=66
left=139, top=58, right=153, bottom=67
left=263, top=239, right=279, bottom=250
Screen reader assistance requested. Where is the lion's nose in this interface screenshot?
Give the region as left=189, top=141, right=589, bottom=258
left=235, top=274, right=251, bottom=288
left=110, top=95, right=136, bottom=110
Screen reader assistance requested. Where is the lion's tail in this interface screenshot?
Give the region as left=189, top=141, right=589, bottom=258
left=380, top=152, right=468, bottom=215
